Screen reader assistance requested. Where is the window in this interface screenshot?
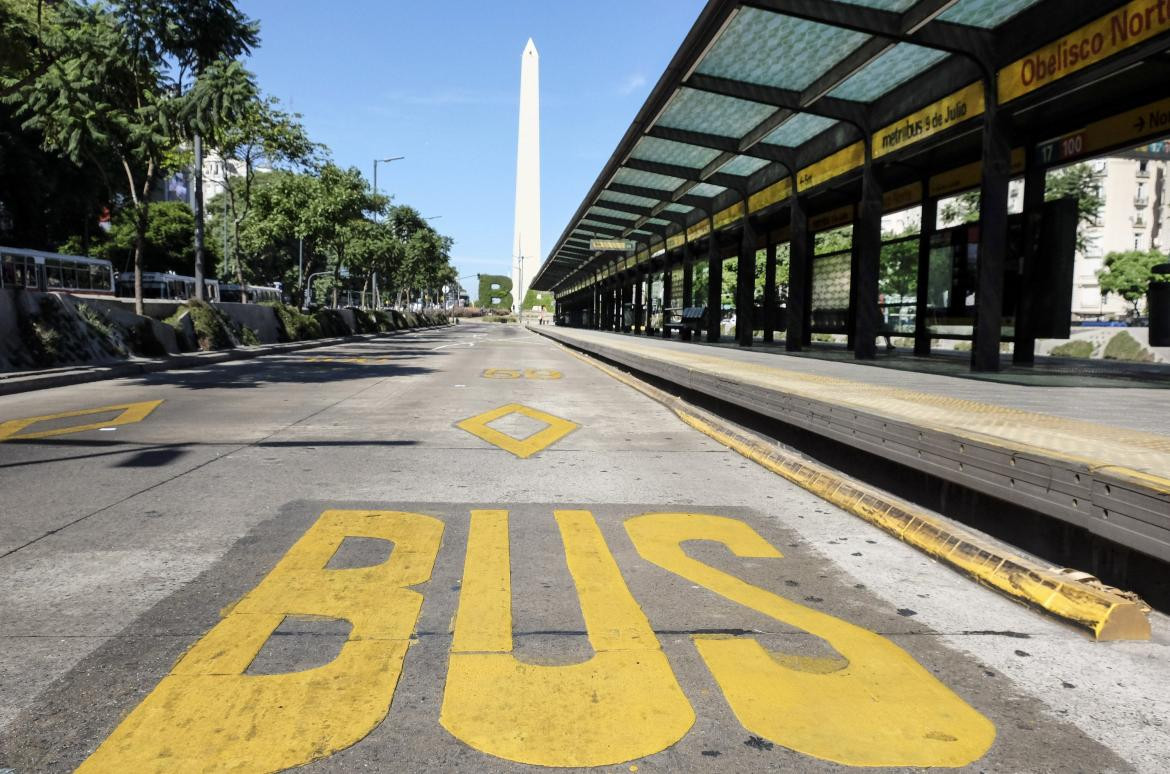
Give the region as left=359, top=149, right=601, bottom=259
left=1135, top=234, right=1143, bottom=250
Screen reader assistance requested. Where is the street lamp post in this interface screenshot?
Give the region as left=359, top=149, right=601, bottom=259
left=372, top=156, right=404, bottom=307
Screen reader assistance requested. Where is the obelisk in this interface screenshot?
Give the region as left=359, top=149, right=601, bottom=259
left=512, top=39, right=541, bottom=314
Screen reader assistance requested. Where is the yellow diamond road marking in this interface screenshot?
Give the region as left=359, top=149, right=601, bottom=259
left=0, top=400, right=164, bottom=442
left=456, top=403, right=578, bottom=459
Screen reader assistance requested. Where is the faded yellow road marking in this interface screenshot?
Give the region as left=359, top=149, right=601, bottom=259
left=0, top=400, right=163, bottom=442
left=481, top=368, right=562, bottom=379
left=78, top=510, right=443, bottom=774
left=625, top=513, right=995, bottom=768
left=441, top=509, right=694, bottom=767
left=456, top=403, right=578, bottom=458
left=305, top=356, right=390, bottom=364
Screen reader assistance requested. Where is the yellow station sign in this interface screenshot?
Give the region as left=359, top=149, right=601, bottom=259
left=873, top=82, right=985, bottom=159
left=999, top=0, right=1170, bottom=103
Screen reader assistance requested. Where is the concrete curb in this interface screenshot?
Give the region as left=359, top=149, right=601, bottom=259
left=0, top=324, right=453, bottom=397
left=545, top=332, right=1152, bottom=641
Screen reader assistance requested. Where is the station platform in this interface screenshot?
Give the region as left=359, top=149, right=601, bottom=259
left=531, top=326, right=1170, bottom=565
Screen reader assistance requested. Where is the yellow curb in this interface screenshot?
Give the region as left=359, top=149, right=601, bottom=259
left=551, top=338, right=1151, bottom=641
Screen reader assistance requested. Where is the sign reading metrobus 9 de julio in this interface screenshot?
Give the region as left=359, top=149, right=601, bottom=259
left=999, top=0, right=1170, bottom=104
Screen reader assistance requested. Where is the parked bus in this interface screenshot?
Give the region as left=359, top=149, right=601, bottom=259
left=0, top=246, right=115, bottom=295
left=115, top=271, right=220, bottom=302
left=218, top=283, right=282, bottom=303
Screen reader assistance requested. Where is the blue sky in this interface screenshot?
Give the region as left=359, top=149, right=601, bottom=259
left=238, top=0, right=706, bottom=290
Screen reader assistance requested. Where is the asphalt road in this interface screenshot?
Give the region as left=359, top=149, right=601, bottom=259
left=0, top=322, right=1167, bottom=773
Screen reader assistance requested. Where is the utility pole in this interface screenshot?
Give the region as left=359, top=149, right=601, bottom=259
left=194, top=133, right=206, bottom=300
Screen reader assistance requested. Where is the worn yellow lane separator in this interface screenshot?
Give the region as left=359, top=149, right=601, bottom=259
left=553, top=342, right=1151, bottom=641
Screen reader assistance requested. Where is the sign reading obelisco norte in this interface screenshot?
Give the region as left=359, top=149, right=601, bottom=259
left=999, top=1, right=1170, bottom=103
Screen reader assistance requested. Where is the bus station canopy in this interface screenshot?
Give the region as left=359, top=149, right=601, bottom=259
left=532, top=0, right=1170, bottom=295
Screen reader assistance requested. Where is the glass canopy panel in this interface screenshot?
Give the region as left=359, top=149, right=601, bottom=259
left=647, top=218, right=673, bottom=227
left=829, top=43, right=948, bottom=101
left=599, top=190, right=661, bottom=208
left=589, top=206, right=639, bottom=221
left=662, top=203, right=693, bottom=213
left=612, top=167, right=686, bottom=191
left=833, top=0, right=917, bottom=9
left=694, top=7, right=870, bottom=91
left=761, top=113, right=837, bottom=147
left=581, top=218, right=622, bottom=230
left=654, top=87, right=776, bottom=139
left=630, top=136, right=722, bottom=169
left=718, top=155, right=770, bottom=176
left=939, top=0, right=1041, bottom=28
left=688, top=182, right=727, bottom=197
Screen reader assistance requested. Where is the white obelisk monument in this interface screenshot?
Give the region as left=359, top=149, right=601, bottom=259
left=512, top=39, right=541, bottom=314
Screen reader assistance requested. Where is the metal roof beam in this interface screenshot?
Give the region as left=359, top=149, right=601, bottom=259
left=623, top=157, right=702, bottom=183
left=608, top=183, right=707, bottom=210
left=683, top=73, right=869, bottom=125
left=740, top=0, right=995, bottom=59
left=585, top=213, right=643, bottom=231
left=646, top=125, right=741, bottom=154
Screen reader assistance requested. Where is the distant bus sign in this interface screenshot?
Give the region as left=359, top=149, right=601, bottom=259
left=590, top=239, right=635, bottom=251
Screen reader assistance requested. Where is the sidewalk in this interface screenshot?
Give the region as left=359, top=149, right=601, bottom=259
left=532, top=326, right=1170, bottom=564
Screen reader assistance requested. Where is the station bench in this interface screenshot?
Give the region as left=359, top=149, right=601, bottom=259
left=664, top=307, right=707, bottom=339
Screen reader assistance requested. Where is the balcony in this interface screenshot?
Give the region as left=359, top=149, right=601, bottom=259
left=1137, top=166, right=1151, bottom=179
left=1134, top=193, right=1150, bottom=208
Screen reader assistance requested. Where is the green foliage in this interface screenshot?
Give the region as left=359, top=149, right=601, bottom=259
left=523, top=289, right=553, bottom=310
left=261, top=301, right=320, bottom=341
left=185, top=299, right=235, bottom=350
left=65, top=201, right=219, bottom=274
left=1049, top=339, right=1094, bottom=358
left=937, top=164, right=1103, bottom=253
left=478, top=274, right=513, bottom=310
left=879, top=238, right=917, bottom=299
left=815, top=227, right=852, bottom=256
left=313, top=308, right=349, bottom=337
left=1102, top=331, right=1154, bottom=362
left=1097, top=250, right=1164, bottom=315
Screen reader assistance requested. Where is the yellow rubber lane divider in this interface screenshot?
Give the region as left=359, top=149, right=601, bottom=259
left=0, top=399, right=163, bottom=442
left=441, top=509, right=695, bottom=767
left=627, top=513, right=995, bottom=767
left=558, top=345, right=1151, bottom=642
left=78, top=510, right=444, bottom=773
left=456, top=403, right=579, bottom=459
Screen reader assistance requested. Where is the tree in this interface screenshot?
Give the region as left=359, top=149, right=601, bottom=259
left=1097, top=249, right=1164, bottom=316
left=938, top=163, right=1103, bottom=252
left=65, top=200, right=218, bottom=275
left=215, top=95, right=320, bottom=300
left=8, top=2, right=179, bottom=313
left=157, top=0, right=260, bottom=300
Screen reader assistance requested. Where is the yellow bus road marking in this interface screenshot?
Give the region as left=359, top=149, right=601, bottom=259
left=78, top=510, right=444, bottom=773
left=77, top=507, right=996, bottom=771
left=0, top=400, right=164, bottom=442
left=441, top=509, right=694, bottom=768
left=456, top=403, right=578, bottom=458
left=626, top=513, right=996, bottom=768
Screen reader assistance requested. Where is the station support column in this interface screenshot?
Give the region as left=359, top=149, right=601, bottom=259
left=763, top=241, right=777, bottom=344
left=662, top=256, right=674, bottom=339
left=853, top=152, right=883, bottom=359
left=914, top=185, right=937, bottom=356
left=634, top=271, right=644, bottom=334
left=645, top=270, right=654, bottom=336
left=972, top=86, right=1012, bottom=372
left=1014, top=152, right=1046, bottom=364
left=707, top=229, right=722, bottom=343
left=737, top=216, right=756, bottom=347
left=682, top=244, right=695, bottom=342
left=786, top=195, right=810, bottom=351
